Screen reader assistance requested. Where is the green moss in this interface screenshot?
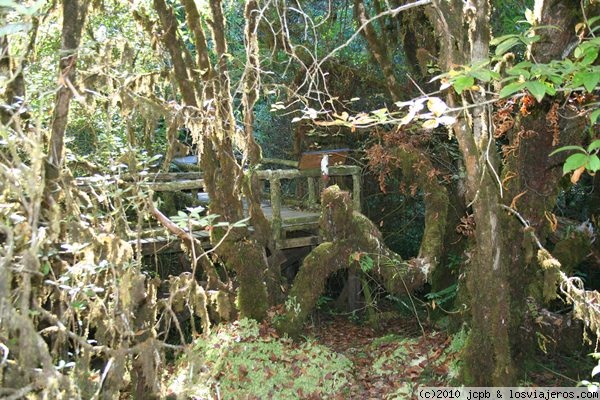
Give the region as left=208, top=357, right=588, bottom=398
left=168, top=319, right=354, bottom=399
left=277, top=185, right=435, bottom=335
left=276, top=241, right=354, bottom=337
left=553, top=233, right=591, bottom=275
left=221, top=241, right=269, bottom=321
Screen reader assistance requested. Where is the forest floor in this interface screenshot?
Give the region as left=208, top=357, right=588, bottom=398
left=305, top=313, right=590, bottom=398
left=305, top=315, right=454, bottom=399
left=165, top=313, right=592, bottom=399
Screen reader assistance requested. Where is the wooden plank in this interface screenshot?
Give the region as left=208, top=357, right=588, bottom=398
left=278, top=235, right=321, bottom=249
left=145, top=179, right=205, bottom=191
left=142, top=172, right=203, bottom=181
left=130, top=231, right=211, bottom=255
left=282, top=221, right=319, bottom=232
left=262, top=158, right=299, bottom=168
left=270, top=178, right=282, bottom=243
left=298, top=148, right=349, bottom=170
left=352, top=172, right=361, bottom=212
left=255, top=165, right=360, bottom=180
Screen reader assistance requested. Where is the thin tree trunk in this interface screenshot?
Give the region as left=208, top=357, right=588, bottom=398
left=353, top=0, right=403, bottom=101
left=46, top=0, right=89, bottom=183
left=429, top=0, right=514, bottom=385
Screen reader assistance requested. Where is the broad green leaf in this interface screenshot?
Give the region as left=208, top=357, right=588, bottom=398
left=588, top=15, right=600, bottom=28
left=523, top=35, right=541, bottom=45
left=563, top=153, right=588, bottom=174
left=232, top=217, right=251, bottom=228
left=495, top=37, right=521, bottom=56
left=499, top=82, right=526, bottom=98
left=548, top=75, right=563, bottom=86
left=471, top=69, right=493, bottom=82
left=506, top=68, right=531, bottom=79
left=572, top=72, right=600, bottom=93
left=490, top=34, right=519, bottom=46
left=359, top=254, right=374, bottom=272
left=513, top=61, right=533, bottom=69
left=581, top=47, right=599, bottom=66
left=544, top=85, right=557, bottom=96
left=588, top=154, right=600, bottom=172
left=453, top=76, right=475, bottom=94
left=588, top=140, right=600, bottom=153
left=549, top=145, right=586, bottom=156
left=591, top=109, right=600, bottom=125
left=526, top=80, right=548, bottom=102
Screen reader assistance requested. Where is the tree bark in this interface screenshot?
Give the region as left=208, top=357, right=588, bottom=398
left=429, top=0, right=514, bottom=385
left=151, top=0, right=276, bottom=319
left=46, top=0, right=89, bottom=183
left=353, top=0, right=403, bottom=101
left=501, top=0, right=585, bottom=364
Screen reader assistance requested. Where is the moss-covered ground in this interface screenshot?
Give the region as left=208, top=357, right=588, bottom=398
left=165, top=315, right=594, bottom=399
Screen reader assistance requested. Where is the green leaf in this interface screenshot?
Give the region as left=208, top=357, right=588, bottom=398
left=359, top=254, right=374, bottom=272
left=471, top=69, right=493, bottom=82
left=495, top=37, right=521, bottom=56
left=588, top=154, right=600, bottom=172
left=513, top=61, right=533, bottom=69
left=581, top=47, right=599, bottom=66
left=453, top=76, right=475, bottom=94
left=490, top=34, right=519, bottom=46
left=544, top=85, right=557, bottom=96
left=563, top=153, right=588, bottom=174
left=588, top=140, right=600, bottom=153
left=525, top=80, right=548, bottom=102
left=591, top=109, right=600, bottom=125
left=232, top=217, right=251, bottom=228
left=506, top=68, right=531, bottom=79
left=523, top=35, right=541, bottom=45
left=499, top=82, right=526, bottom=98
left=572, top=72, right=600, bottom=93
left=42, top=261, right=51, bottom=276
left=547, top=75, right=564, bottom=86
left=588, top=16, right=600, bottom=28
left=549, top=145, right=586, bottom=156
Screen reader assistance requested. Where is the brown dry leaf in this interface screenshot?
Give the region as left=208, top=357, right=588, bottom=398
left=571, top=166, right=586, bottom=184
left=544, top=211, right=558, bottom=232
left=501, top=171, right=517, bottom=190
left=510, top=190, right=527, bottom=210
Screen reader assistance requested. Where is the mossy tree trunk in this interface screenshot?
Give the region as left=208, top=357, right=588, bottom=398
left=45, top=0, right=89, bottom=187
left=150, top=0, right=280, bottom=320
left=277, top=185, right=444, bottom=337
left=427, top=0, right=590, bottom=385
left=429, top=0, right=515, bottom=385
left=499, top=0, right=587, bottom=363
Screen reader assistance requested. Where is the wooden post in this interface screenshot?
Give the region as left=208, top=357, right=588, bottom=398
left=270, top=178, right=282, bottom=244
left=352, top=171, right=361, bottom=212
left=307, top=177, right=317, bottom=208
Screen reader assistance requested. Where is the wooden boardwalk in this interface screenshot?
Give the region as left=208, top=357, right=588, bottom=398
left=77, top=165, right=361, bottom=254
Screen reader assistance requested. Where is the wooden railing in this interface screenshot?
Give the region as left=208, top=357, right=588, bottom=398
left=254, top=165, right=361, bottom=245
left=75, top=165, right=361, bottom=250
